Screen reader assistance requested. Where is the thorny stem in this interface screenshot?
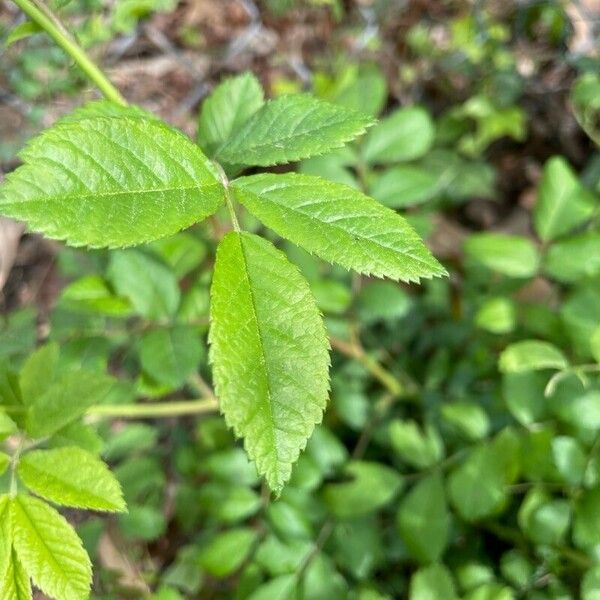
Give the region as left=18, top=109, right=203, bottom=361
left=11, top=0, right=127, bottom=105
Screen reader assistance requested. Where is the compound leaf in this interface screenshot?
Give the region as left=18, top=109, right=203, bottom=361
left=0, top=109, right=225, bottom=248
left=216, top=95, right=374, bottom=166
left=18, top=447, right=126, bottom=512
left=198, top=73, right=265, bottom=157
left=233, top=173, right=445, bottom=282
left=209, top=232, right=330, bottom=493
left=10, top=495, right=91, bottom=600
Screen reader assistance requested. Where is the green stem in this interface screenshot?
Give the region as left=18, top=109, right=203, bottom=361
left=11, top=0, right=126, bottom=105
left=330, top=336, right=407, bottom=397
left=9, top=438, right=25, bottom=497
left=86, top=398, right=218, bottom=419
left=213, top=162, right=241, bottom=232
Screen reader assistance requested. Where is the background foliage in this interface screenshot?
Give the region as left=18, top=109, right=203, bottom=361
left=1, top=0, right=600, bottom=599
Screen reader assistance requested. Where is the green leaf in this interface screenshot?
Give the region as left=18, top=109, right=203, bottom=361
left=463, top=583, right=515, bottom=600
left=544, top=232, right=600, bottom=283
left=582, top=565, right=600, bottom=600
left=502, top=371, right=547, bottom=426
left=475, top=297, right=516, bottom=334
left=198, top=528, right=258, bottom=578
left=464, top=233, right=539, bottom=278
left=369, top=165, right=440, bottom=208
left=209, top=232, right=330, bottom=493
left=355, top=282, right=413, bottom=323
left=499, top=340, right=568, bottom=373
left=534, top=156, right=596, bottom=241
left=0, top=452, right=10, bottom=476
left=441, top=402, right=490, bottom=441
left=561, top=286, right=600, bottom=359
left=409, top=564, right=458, bottom=600
left=148, top=233, right=207, bottom=278
left=519, top=489, right=570, bottom=546
left=233, top=173, right=446, bottom=282
left=389, top=420, right=444, bottom=469
left=26, top=370, right=115, bottom=439
left=321, top=64, right=388, bottom=116
left=322, top=461, right=403, bottom=518
left=2, top=546, right=32, bottom=600
left=574, top=486, right=600, bottom=549
left=300, top=148, right=358, bottom=188
left=216, top=94, right=374, bottom=166
left=500, top=550, right=533, bottom=589
left=0, top=411, right=18, bottom=441
left=572, top=73, right=600, bottom=146
left=197, top=73, right=264, bottom=157
left=49, top=422, right=104, bottom=455
left=552, top=436, right=587, bottom=486
left=107, top=250, right=180, bottom=320
left=17, top=447, right=126, bottom=512
left=397, top=474, right=450, bottom=564
left=247, top=574, right=298, bottom=600
left=10, top=494, right=91, bottom=600
left=592, top=326, right=600, bottom=364
left=5, top=20, right=41, bottom=47
left=139, top=326, right=204, bottom=388
left=0, top=309, right=37, bottom=361
left=60, top=275, right=132, bottom=317
left=447, top=440, right=514, bottom=522
left=363, top=106, right=435, bottom=165
left=0, top=109, right=224, bottom=248
left=19, top=343, right=59, bottom=404
left=0, top=495, right=11, bottom=581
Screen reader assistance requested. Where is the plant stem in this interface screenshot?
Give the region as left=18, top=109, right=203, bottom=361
left=330, top=336, right=408, bottom=397
left=9, top=438, right=25, bottom=497
left=86, top=398, right=218, bottom=419
left=11, top=0, right=126, bottom=105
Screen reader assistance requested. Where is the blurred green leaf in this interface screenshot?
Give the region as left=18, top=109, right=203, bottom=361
left=441, top=402, right=490, bottom=441
left=499, top=340, right=568, bottom=373
left=363, top=106, right=435, bottom=165
left=397, top=474, right=450, bottom=564
left=199, top=528, right=258, bottom=578
left=534, top=157, right=596, bottom=241
left=139, top=326, right=204, bottom=388
left=389, top=420, right=444, bottom=469
left=108, top=250, right=180, bottom=320
left=544, top=232, right=600, bottom=283
left=464, top=233, right=539, bottom=278
left=323, top=461, right=403, bottom=518
left=409, top=563, right=458, bottom=600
